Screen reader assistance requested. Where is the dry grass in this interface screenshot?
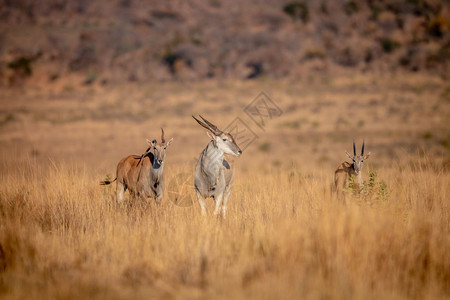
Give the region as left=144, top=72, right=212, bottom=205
left=0, top=158, right=449, bottom=299
left=0, top=74, right=449, bottom=299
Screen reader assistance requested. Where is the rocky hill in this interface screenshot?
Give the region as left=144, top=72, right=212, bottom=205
left=0, top=0, right=449, bottom=86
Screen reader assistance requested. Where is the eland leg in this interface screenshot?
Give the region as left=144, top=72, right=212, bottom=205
left=155, top=182, right=163, bottom=205
left=116, top=181, right=126, bottom=205
left=221, top=186, right=232, bottom=218
left=196, top=190, right=207, bottom=216
left=155, top=188, right=163, bottom=205
left=213, top=193, right=224, bottom=216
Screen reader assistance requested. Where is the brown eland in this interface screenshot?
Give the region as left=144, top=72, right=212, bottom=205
left=101, top=128, right=173, bottom=205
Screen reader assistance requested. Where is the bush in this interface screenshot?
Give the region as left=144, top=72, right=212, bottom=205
left=320, top=2, right=328, bottom=14
left=426, top=45, right=450, bottom=67
left=427, top=17, right=449, bottom=38
left=84, top=70, right=98, bottom=85
left=362, top=172, right=389, bottom=202
left=379, top=38, right=400, bottom=53
left=162, top=51, right=180, bottom=74
left=345, top=172, right=389, bottom=203
left=304, top=48, right=326, bottom=60
left=7, top=57, right=33, bottom=76
left=333, top=47, right=359, bottom=67
left=440, top=86, right=450, bottom=102
left=370, top=3, right=384, bottom=20
left=343, top=1, right=359, bottom=16
left=283, top=2, right=309, bottom=23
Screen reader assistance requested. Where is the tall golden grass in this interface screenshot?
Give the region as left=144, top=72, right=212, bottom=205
left=0, top=157, right=449, bottom=299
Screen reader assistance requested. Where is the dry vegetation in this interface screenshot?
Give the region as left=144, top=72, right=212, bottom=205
left=0, top=157, right=449, bottom=299
left=1, top=1, right=449, bottom=298
left=0, top=72, right=449, bottom=299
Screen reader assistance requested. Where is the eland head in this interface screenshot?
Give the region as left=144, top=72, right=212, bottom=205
left=345, top=139, right=371, bottom=174
left=139, top=128, right=173, bottom=168
left=192, top=115, right=242, bottom=157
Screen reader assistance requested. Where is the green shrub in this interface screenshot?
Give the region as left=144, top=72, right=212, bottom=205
left=84, top=70, right=98, bottom=85
left=361, top=172, right=389, bottom=203
left=345, top=172, right=389, bottom=203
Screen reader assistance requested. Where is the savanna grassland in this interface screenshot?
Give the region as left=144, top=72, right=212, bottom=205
left=1, top=73, right=450, bottom=299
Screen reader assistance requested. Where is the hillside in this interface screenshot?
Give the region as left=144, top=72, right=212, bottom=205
left=1, top=0, right=449, bottom=86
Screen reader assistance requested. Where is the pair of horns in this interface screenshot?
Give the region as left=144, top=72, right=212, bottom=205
left=353, top=139, right=365, bottom=156
left=192, top=115, right=222, bottom=135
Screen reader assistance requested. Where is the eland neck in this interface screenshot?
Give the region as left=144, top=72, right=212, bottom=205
left=351, top=164, right=362, bottom=184
left=201, top=140, right=224, bottom=182
left=152, top=160, right=164, bottom=182
left=152, top=167, right=163, bottom=181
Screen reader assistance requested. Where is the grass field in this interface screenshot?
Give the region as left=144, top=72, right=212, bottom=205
left=0, top=73, right=449, bottom=299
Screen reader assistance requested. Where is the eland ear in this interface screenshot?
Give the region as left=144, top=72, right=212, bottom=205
left=146, top=139, right=156, bottom=146
left=166, top=138, right=174, bottom=147
left=364, top=152, right=371, bottom=160
left=206, top=131, right=217, bottom=147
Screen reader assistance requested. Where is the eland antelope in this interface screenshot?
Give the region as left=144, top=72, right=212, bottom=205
left=335, top=140, right=371, bottom=195
left=100, top=128, right=173, bottom=204
left=192, top=115, right=242, bottom=217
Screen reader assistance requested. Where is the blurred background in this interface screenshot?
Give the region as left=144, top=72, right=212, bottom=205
left=0, top=0, right=449, bottom=176
left=1, top=0, right=449, bottom=84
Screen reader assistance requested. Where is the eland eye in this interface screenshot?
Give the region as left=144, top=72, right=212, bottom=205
left=222, top=138, right=227, bottom=141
